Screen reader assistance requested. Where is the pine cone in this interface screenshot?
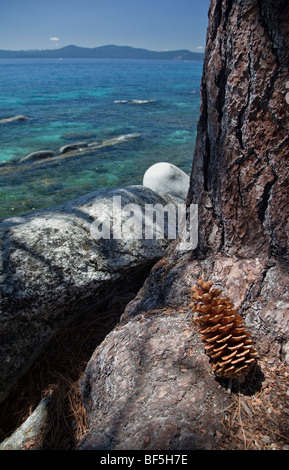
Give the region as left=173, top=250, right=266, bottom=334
left=190, top=279, right=257, bottom=379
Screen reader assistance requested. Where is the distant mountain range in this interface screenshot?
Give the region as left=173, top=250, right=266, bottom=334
left=0, top=44, right=204, bottom=61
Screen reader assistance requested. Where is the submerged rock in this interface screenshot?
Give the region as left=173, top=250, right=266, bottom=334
left=59, top=142, right=88, bottom=154
left=114, top=99, right=157, bottom=105
left=20, top=150, right=55, bottom=163
left=0, top=115, right=29, bottom=124
left=0, top=185, right=179, bottom=405
left=143, top=162, right=190, bottom=202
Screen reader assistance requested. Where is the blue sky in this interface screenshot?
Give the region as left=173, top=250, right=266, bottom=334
left=0, top=0, right=210, bottom=51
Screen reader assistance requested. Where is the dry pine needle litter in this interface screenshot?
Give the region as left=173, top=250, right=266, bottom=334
left=190, top=279, right=257, bottom=379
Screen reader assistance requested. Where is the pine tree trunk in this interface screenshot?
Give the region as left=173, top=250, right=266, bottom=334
left=188, top=0, right=289, bottom=264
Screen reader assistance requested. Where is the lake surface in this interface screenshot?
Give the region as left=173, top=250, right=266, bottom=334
left=0, top=58, right=203, bottom=219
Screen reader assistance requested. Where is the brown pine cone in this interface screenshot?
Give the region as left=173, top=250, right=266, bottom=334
left=190, top=279, right=257, bottom=379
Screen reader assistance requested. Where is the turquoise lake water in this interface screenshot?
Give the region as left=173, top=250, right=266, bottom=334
left=0, top=59, right=203, bottom=219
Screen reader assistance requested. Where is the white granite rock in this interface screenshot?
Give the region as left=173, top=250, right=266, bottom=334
left=0, top=185, right=178, bottom=404
left=143, top=162, right=190, bottom=201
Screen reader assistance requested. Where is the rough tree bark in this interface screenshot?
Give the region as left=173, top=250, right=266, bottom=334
left=79, top=0, right=289, bottom=450
left=189, top=0, right=289, bottom=264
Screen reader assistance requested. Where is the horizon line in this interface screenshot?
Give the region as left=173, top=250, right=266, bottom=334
left=0, top=43, right=205, bottom=54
